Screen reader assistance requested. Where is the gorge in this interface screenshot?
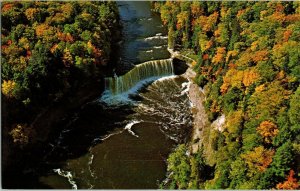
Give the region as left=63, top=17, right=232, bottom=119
left=2, top=1, right=194, bottom=189
left=2, top=1, right=300, bottom=189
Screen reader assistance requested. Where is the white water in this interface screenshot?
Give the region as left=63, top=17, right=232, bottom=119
left=181, top=81, right=191, bottom=96
left=104, top=59, right=173, bottom=95
left=144, top=35, right=168, bottom=41
left=124, top=120, right=141, bottom=137
left=153, top=45, right=167, bottom=49
left=101, top=76, right=166, bottom=105
left=101, top=75, right=192, bottom=143
left=101, top=59, right=174, bottom=105
left=100, top=130, right=124, bottom=141
left=53, top=169, right=78, bottom=190
left=95, top=120, right=141, bottom=141
left=130, top=76, right=193, bottom=143
left=181, top=80, right=194, bottom=107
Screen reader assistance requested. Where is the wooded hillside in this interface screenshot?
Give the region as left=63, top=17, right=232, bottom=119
left=1, top=1, right=120, bottom=146
left=153, top=1, right=300, bottom=189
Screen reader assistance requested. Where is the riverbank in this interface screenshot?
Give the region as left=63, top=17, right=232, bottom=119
left=31, top=80, right=104, bottom=143
left=2, top=80, right=105, bottom=188
left=168, top=48, right=209, bottom=153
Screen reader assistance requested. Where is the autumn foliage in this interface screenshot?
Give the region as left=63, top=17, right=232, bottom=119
left=257, top=121, right=279, bottom=143
left=155, top=1, right=300, bottom=189
left=1, top=80, right=16, bottom=98
left=276, top=170, right=299, bottom=190
left=241, top=146, right=274, bottom=175
left=1, top=1, right=121, bottom=149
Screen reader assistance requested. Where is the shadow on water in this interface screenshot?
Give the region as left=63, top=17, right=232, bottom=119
left=3, top=75, right=192, bottom=189
left=3, top=101, right=135, bottom=189
left=2, top=2, right=188, bottom=189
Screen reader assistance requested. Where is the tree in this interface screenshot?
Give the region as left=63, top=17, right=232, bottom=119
left=80, top=30, right=92, bottom=41
left=228, top=18, right=240, bottom=50
left=247, top=81, right=290, bottom=118
left=288, top=86, right=300, bottom=125
left=241, top=146, right=274, bottom=177
left=220, top=68, right=243, bottom=94
left=167, top=144, right=191, bottom=189
left=168, top=26, right=175, bottom=49
left=25, top=8, right=41, bottom=23
left=276, top=170, right=299, bottom=190
left=256, top=121, right=279, bottom=144
left=242, top=68, right=260, bottom=87
left=2, top=80, right=16, bottom=98
left=212, top=47, right=226, bottom=64
left=215, top=23, right=230, bottom=47
left=271, top=141, right=294, bottom=178
left=223, top=87, right=243, bottom=113
left=62, top=48, right=73, bottom=67
left=157, top=1, right=300, bottom=189
left=229, top=157, right=247, bottom=188
left=9, top=124, right=32, bottom=147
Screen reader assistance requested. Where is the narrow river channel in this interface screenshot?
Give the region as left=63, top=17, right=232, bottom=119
left=18, top=2, right=193, bottom=189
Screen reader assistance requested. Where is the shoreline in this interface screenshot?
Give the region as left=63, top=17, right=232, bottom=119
left=169, top=48, right=209, bottom=153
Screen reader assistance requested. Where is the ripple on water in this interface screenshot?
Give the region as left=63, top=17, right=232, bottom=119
left=40, top=76, right=192, bottom=189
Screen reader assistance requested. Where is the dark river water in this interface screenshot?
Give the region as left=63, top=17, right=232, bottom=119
left=6, top=2, right=192, bottom=189
left=114, top=1, right=170, bottom=74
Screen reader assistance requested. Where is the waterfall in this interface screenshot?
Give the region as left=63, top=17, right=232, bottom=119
left=104, top=59, right=174, bottom=95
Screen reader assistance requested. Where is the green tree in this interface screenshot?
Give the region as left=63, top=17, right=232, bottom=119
left=288, top=86, right=300, bottom=125
left=167, top=144, right=191, bottom=189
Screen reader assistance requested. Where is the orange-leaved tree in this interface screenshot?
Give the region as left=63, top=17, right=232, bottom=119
left=276, top=170, right=299, bottom=190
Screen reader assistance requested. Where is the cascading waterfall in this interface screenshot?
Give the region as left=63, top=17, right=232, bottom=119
left=22, top=2, right=194, bottom=189
left=104, top=59, right=174, bottom=95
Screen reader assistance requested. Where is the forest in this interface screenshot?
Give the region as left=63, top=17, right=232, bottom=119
left=2, top=1, right=120, bottom=146
left=1, top=1, right=300, bottom=189
left=152, top=1, right=300, bottom=189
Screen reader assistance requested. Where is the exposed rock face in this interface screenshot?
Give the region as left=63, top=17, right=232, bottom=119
left=182, top=67, right=209, bottom=153
left=187, top=82, right=209, bottom=153
left=211, top=114, right=226, bottom=132
left=168, top=48, right=210, bottom=153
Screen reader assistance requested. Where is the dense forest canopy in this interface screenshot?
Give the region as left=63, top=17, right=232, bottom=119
left=1, top=1, right=120, bottom=145
left=1, top=1, right=300, bottom=189
left=153, top=1, right=300, bottom=189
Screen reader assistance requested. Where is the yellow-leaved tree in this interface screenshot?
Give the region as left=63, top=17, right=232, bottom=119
left=241, top=146, right=274, bottom=177
left=256, top=121, right=279, bottom=143
left=2, top=80, right=16, bottom=98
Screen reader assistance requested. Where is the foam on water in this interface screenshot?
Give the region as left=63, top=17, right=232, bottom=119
left=99, top=130, right=124, bottom=141
left=88, top=154, right=96, bottom=180
left=53, top=169, right=78, bottom=189
left=181, top=81, right=191, bottom=96
left=124, top=120, right=141, bottom=137
left=144, top=35, right=168, bottom=41
left=153, top=45, right=167, bottom=49
left=129, top=76, right=193, bottom=144
left=181, top=80, right=195, bottom=107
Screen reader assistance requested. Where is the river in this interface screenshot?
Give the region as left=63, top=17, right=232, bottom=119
left=7, top=2, right=193, bottom=189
